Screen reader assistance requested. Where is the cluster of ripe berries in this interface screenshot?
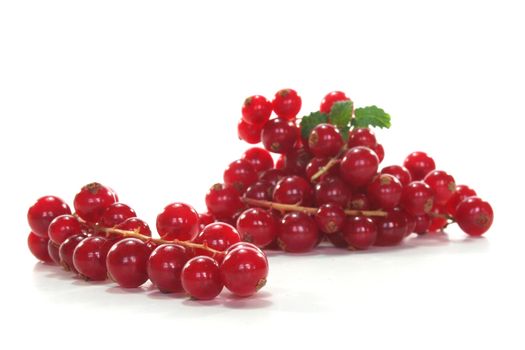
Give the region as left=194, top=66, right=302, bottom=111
left=27, top=183, right=268, bottom=300
left=27, top=88, right=494, bottom=301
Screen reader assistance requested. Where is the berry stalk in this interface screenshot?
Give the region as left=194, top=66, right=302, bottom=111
left=310, top=145, right=347, bottom=181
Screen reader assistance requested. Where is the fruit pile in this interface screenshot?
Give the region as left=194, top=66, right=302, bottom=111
left=27, top=89, right=494, bottom=301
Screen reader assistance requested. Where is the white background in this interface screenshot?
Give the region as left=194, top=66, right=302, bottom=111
left=1, top=1, right=524, bottom=349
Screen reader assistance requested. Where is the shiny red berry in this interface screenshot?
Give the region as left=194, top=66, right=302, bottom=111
left=381, top=165, right=412, bottom=187
left=242, top=147, right=274, bottom=173
left=320, top=91, right=350, bottom=114
left=348, top=193, right=370, bottom=210
left=237, top=119, right=262, bottom=144
left=148, top=244, right=189, bottom=293
left=455, top=197, right=493, bottom=236
left=413, top=214, right=431, bottom=234
left=273, top=175, right=314, bottom=206
left=374, top=210, right=408, bottom=246
left=106, top=238, right=150, bottom=288
left=259, top=169, right=287, bottom=186
left=48, top=214, right=82, bottom=245
left=308, top=124, right=343, bottom=158
left=315, top=176, right=350, bottom=207
left=367, top=174, right=403, bottom=210
left=47, top=240, right=60, bottom=264
left=244, top=181, right=274, bottom=202
left=401, top=181, right=434, bottom=216
left=73, top=183, right=117, bottom=224
left=156, top=203, right=199, bottom=241
left=278, top=212, right=319, bottom=253
left=27, top=196, right=71, bottom=237
left=305, top=157, right=339, bottom=181
left=348, top=128, right=376, bottom=149
left=446, top=185, right=477, bottom=217
left=99, top=203, right=136, bottom=228
left=261, top=118, right=298, bottom=154
left=428, top=206, right=447, bottom=232
left=181, top=256, right=223, bottom=300
left=192, top=222, right=241, bottom=259
left=236, top=208, right=277, bottom=248
left=403, top=152, right=436, bottom=181
left=114, top=217, right=152, bottom=237
left=242, top=95, right=272, bottom=126
left=282, top=147, right=312, bottom=177
left=339, top=146, right=379, bottom=187
left=223, top=159, right=258, bottom=193
left=315, top=203, right=345, bottom=234
left=27, top=232, right=52, bottom=262
left=424, top=170, right=456, bottom=206
left=73, top=236, right=112, bottom=281
left=59, top=234, right=86, bottom=273
left=205, top=183, right=244, bottom=220
left=197, top=212, right=215, bottom=233
left=272, top=88, right=302, bottom=120
left=342, top=216, right=377, bottom=250
left=220, top=246, right=268, bottom=297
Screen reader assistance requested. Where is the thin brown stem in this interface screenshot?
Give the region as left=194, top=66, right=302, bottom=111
left=310, top=145, right=348, bottom=182
left=242, top=197, right=387, bottom=217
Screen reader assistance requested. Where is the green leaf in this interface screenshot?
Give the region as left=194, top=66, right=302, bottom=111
left=353, top=106, right=391, bottom=129
left=329, top=100, right=354, bottom=128
left=299, top=112, right=328, bottom=140
left=339, top=125, right=350, bottom=142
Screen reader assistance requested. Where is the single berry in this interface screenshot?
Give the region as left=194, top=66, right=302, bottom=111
left=205, top=183, right=244, bottom=220
left=308, top=124, right=344, bottom=158
left=428, top=206, right=448, bottom=232
left=282, top=147, right=312, bottom=177
left=223, top=159, right=258, bottom=193
left=99, top=203, right=137, bottom=228
left=241, top=147, right=274, bottom=173
left=47, top=240, right=60, bottom=264
left=73, top=183, right=117, bottom=223
left=401, top=181, right=434, bottom=216
left=278, top=212, right=319, bottom=253
left=374, top=210, right=408, bottom=246
left=106, top=238, right=150, bottom=288
left=237, top=208, right=277, bottom=248
left=27, top=232, right=52, bottom=262
left=315, top=176, right=350, bottom=207
left=59, top=234, right=86, bottom=273
left=220, top=247, right=269, bottom=297
left=348, top=193, right=370, bottom=210
left=315, top=203, right=345, bottom=234
left=197, top=212, right=215, bottom=233
left=381, top=165, right=412, bottom=187
left=272, top=88, right=302, bottom=120
left=148, top=244, right=189, bottom=293
left=261, top=118, right=298, bottom=154
left=73, top=236, right=112, bottom=281
left=237, top=119, right=262, bottom=144
left=339, top=146, right=379, bottom=187
left=156, top=203, right=199, bottom=241
left=413, top=214, right=431, bottom=234
left=181, top=256, right=223, bottom=300
left=348, top=128, right=376, bottom=149
left=455, top=197, right=493, bottom=236
left=373, top=144, right=385, bottom=163
left=403, top=152, right=436, bottom=181
left=342, top=216, right=377, bottom=250
left=326, top=232, right=347, bottom=248
left=273, top=175, right=314, bottom=206
left=242, top=95, right=272, bottom=126
left=259, top=169, right=287, bottom=186
left=446, top=185, right=477, bottom=217
left=424, top=170, right=456, bottom=206
left=114, top=217, right=152, bottom=237
left=244, top=181, right=274, bottom=202
left=192, top=222, right=241, bottom=260
left=27, top=196, right=71, bottom=237
left=320, top=91, right=350, bottom=114
left=367, top=174, right=403, bottom=210
left=48, top=214, right=82, bottom=245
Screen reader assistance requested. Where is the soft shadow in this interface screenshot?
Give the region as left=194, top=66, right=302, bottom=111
left=105, top=286, right=149, bottom=294
left=222, top=291, right=273, bottom=309
left=147, top=290, right=188, bottom=300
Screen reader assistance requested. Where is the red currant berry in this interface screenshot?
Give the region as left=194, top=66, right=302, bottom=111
left=308, top=124, right=343, bottom=158
left=401, top=181, right=434, bottom=216
left=73, top=236, right=112, bottom=281
left=147, top=244, right=189, bottom=293
left=283, top=147, right=312, bottom=177
left=27, top=196, right=71, bottom=237
left=220, top=247, right=268, bottom=297
left=428, top=206, right=448, bottom=232
left=273, top=175, right=314, bottom=206
left=404, top=212, right=417, bottom=236
left=205, top=183, right=244, bottom=220
left=348, top=193, right=370, bottom=210
left=446, top=185, right=477, bottom=217
left=278, top=212, right=319, bottom=253
left=348, top=128, right=377, bottom=149
left=326, top=232, right=347, bottom=248
left=374, top=210, right=408, bottom=246
left=197, top=212, right=215, bottom=233
left=315, top=176, right=350, bottom=207
left=181, top=256, right=223, bottom=300
left=193, top=222, right=241, bottom=259
left=156, top=203, right=199, bottom=241
left=315, top=203, right=345, bottom=234
left=223, top=159, right=258, bottom=193
left=342, top=216, right=377, bottom=250
left=259, top=169, right=286, bottom=186
left=455, top=197, right=493, bottom=236
left=373, top=144, right=385, bottom=163
left=261, top=118, right=298, bottom=154
left=275, top=154, right=286, bottom=169
left=305, top=157, right=339, bottom=181
left=237, top=119, right=262, bottom=144
left=242, top=95, right=272, bottom=126
left=244, top=181, right=274, bottom=202
left=403, top=152, right=436, bottom=181
left=73, top=183, right=117, bottom=224
left=272, top=88, right=302, bottom=120
left=114, top=217, right=152, bottom=237
left=381, top=165, right=412, bottom=187
left=242, top=147, right=274, bottom=173
left=47, top=240, right=60, bottom=264
left=236, top=208, right=277, bottom=248
left=340, top=146, right=379, bottom=187
left=27, top=232, right=52, bottom=262
left=413, top=214, right=431, bottom=234
left=424, top=170, right=456, bottom=206
left=48, top=214, right=82, bottom=245
left=367, top=174, right=403, bottom=210
left=106, top=238, right=150, bottom=288
left=320, top=91, right=350, bottom=114
left=99, top=203, right=136, bottom=228
left=59, top=234, right=86, bottom=273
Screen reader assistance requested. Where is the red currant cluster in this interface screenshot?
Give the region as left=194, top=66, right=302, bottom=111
left=27, top=183, right=268, bottom=300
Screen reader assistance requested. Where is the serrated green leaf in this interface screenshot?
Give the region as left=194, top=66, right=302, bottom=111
left=329, top=100, right=354, bottom=128
left=299, top=112, right=328, bottom=140
left=352, top=106, right=391, bottom=129
left=339, top=125, right=350, bottom=142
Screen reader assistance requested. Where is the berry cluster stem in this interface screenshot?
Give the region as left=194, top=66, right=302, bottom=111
left=310, top=145, right=348, bottom=182
left=243, top=197, right=387, bottom=217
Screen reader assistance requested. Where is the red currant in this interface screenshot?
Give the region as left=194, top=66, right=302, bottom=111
left=73, top=183, right=117, bottom=224
left=205, top=183, right=244, bottom=220
left=367, top=174, right=403, bottom=210
left=326, top=232, right=347, bottom=248
left=27, top=232, right=52, bottom=262
left=259, top=169, right=286, bottom=186
left=455, top=197, right=493, bottom=236
left=381, top=165, right=412, bottom=187
left=237, top=119, right=262, bottom=144
left=348, top=193, right=371, bottom=210
left=428, top=206, right=448, bottom=232
left=244, top=181, right=274, bottom=202
left=59, top=234, right=86, bottom=272
left=236, top=208, right=277, bottom=248
left=48, top=214, right=82, bottom=245
left=106, top=238, right=150, bottom=288
left=47, top=240, right=60, bottom=264
left=242, top=95, right=272, bottom=126
left=348, top=128, right=376, bottom=149
left=147, top=244, right=189, bottom=293
left=424, top=170, right=456, bottom=206
left=220, top=246, right=268, bottom=297
left=261, top=118, right=298, bottom=154
left=192, top=222, right=241, bottom=259
left=446, top=185, right=477, bottom=217
left=223, top=159, right=258, bottom=192
left=181, top=256, right=223, bottom=300
left=73, top=236, right=112, bottom=281
left=340, top=146, right=379, bottom=187
left=99, top=203, right=136, bottom=228
left=273, top=175, right=314, bottom=206
left=413, top=214, right=431, bottom=234
left=374, top=210, right=408, bottom=246
left=114, top=217, right=152, bottom=237
left=342, top=216, right=377, bottom=250
left=403, top=152, right=436, bottom=181
left=401, top=181, right=434, bottom=216
left=27, top=196, right=71, bottom=237
left=282, top=147, right=312, bottom=177
left=197, top=212, right=215, bottom=233
left=314, top=176, right=350, bottom=207
left=373, top=144, right=385, bottom=163
left=308, top=124, right=343, bottom=158
left=156, top=203, right=199, bottom=241
left=320, top=91, right=350, bottom=114
left=272, top=88, right=302, bottom=120
left=315, top=203, right=345, bottom=234
left=242, top=147, right=274, bottom=173
left=278, top=212, right=319, bottom=253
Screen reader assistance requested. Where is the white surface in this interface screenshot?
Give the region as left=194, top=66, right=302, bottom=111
left=1, top=1, right=524, bottom=349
